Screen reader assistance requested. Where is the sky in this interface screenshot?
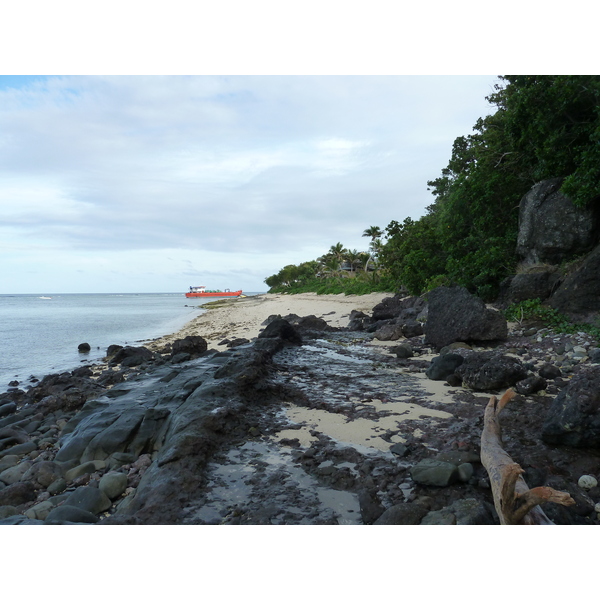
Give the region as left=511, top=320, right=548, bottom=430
left=0, top=74, right=501, bottom=294
left=1, top=2, right=595, bottom=295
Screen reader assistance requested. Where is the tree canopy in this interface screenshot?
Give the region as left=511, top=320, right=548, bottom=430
left=266, top=76, right=600, bottom=299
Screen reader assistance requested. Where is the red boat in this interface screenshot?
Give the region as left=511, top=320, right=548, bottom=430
left=185, top=286, right=243, bottom=298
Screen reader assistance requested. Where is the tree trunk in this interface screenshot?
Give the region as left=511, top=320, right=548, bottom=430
left=480, top=388, right=575, bottom=525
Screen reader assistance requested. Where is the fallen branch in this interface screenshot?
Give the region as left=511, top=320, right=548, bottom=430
left=480, top=388, right=575, bottom=524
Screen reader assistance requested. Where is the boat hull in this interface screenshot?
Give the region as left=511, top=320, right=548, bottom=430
left=185, top=291, right=243, bottom=298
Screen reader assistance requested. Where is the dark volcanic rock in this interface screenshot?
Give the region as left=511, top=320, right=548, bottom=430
left=542, top=366, right=600, bottom=447
left=549, top=243, right=600, bottom=316
left=455, top=352, right=528, bottom=392
left=78, top=343, right=91, bottom=353
left=421, top=498, right=496, bottom=525
left=371, top=295, right=406, bottom=321
left=0, top=481, right=36, bottom=507
left=373, top=503, right=428, bottom=525
left=539, top=363, right=562, bottom=379
left=357, top=489, right=385, bottom=524
left=109, top=346, right=154, bottom=368
left=517, top=177, right=600, bottom=265
left=45, top=505, right=99, bottom=524
left=426, top=353, right=464, bottom=381
left=373, top=321, right=403, bottom=341
left=171, top=335, right=208, bottom=357
left=495, top=270, right=562, bottom=307
left=424, top=286, right=508, bottom=350
left=402, top=321, right=423, bottom=338
left=515, top=375, right=547, bottom=396
left=258, top=318, right=303, bottom=345
left=411, top=459, right=459, bottom=486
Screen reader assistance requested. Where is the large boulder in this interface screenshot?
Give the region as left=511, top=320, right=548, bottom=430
left=548, top=244, right=600, bottom=316
left=541, top=366, right=600, bottom=448
left=455, top=352, right=528, bottom=392
left=517, top=178, right=600, bottom=265
left=371, top=295, right=426, bottom=322
left=495, top=270, right=562, bottom=308
left=424, top=286, right=508, bottom=350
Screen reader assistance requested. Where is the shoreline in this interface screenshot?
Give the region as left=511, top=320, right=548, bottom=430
left=145, top=291, right=395, bottom=352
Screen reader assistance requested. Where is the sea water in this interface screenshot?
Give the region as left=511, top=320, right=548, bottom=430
left=0, top=293, right=251, bottom=391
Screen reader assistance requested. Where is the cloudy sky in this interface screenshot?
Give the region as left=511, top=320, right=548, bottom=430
left=0, top=74, right=503, bottom=294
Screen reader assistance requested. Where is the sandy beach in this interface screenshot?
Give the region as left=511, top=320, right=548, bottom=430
left=146, top=291, right=394, bottom=352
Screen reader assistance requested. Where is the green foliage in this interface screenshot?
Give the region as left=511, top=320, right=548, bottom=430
left=381, top=75, right=600, bottom=300
left=266, top=77, right=600, bottom=302
left=504, top=299, right=600, bottom=340
left=267, top=273, right=395, bottom=296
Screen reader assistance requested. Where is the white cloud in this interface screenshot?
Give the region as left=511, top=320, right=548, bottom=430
left=0, top=75, right=499, bottom=293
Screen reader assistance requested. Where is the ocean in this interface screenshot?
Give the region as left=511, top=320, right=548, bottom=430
left=0, top=292, right=257, bottom=391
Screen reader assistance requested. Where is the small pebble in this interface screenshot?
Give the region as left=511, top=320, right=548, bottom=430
left=578, top=475, right=598, bottom=491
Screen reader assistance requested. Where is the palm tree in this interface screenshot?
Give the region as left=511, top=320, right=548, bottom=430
left=328, top=242, right=347, bottom=263
left=345, top=249, right=364, bottom=272
left=362, top=226, right=383, bottom=272
left=362, top=226, right=382, bottom=243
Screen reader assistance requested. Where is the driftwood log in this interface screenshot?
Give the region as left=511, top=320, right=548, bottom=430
left=481, top=388, right=575, bottom=524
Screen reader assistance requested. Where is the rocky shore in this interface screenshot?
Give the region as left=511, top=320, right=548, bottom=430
left=1, top=290, right=599, bottom=525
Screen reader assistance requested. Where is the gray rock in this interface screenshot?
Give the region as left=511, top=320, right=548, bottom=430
left=47, top=478, right=67, bottom=495
left=0, top=441, right=37, bottom=458
left=21, top=461, right=64, bottom=488
left=411, top=459, right=459, bottom=487
left=171, top=336, right=208, bottom=357
left=357, top=489, right=385, bottom=524
left=0, top=481, right=37, bottom=507
left=257, top=319, right=302, bottom=344
left=24, top=500, right=55, bottom=521
left=0, top=461, right=33, bottom=485
left=539, top=363, right=562, bottom=379
left=99, top=471, right=128, bottom=500
left=420, top=510, right=457, bottom=525
left=45, top=505, right=99, bottom=524
left=0, top=515, right=45, bottom=525
left=421, top=498, right=496, bottom=525
left=389, top=443, right=409, bottom=457
left=373, top=321, right=403, bottom=341
left=392, top=344, right=414, bottom=359
left=456, top=352, right=528, bottom=392
left=0, top=403, right=17, bottom=418
left=542, top=366, right=600, bottom=447
left=517, top=178, right=600, bottom=265
left=64, top=460, right=105, bottom=482
left=373, top=503, right=428, bottom=525
left=402, top=321, right=423, bottom=338
left=589, top=348, right=600, bottom=363
left=515, top=375, right=548, bottom=395
left=426, top=353, right=464, bottom=381
left=0, top=455, right=20, bottom=472
left=424, top=286, right=508, bottom=351
left=495, top=270, right=562, bottom=307
left=457, top=463, right=474, bottom=482
left=0, top=505, right=18, bottom=519
left=63, top=486, right=112, bottom=515
left=549, top=243, right=600, bottom=315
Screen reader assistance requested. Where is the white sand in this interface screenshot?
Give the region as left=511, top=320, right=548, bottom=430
left=146, top=291, right=394, bottom=351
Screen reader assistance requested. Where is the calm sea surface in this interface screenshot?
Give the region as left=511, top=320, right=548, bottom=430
left=0, top=293, right=257, bottom=390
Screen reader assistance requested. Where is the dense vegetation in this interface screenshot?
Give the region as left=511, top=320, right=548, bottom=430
left=266, top=76, right=600, bottom=298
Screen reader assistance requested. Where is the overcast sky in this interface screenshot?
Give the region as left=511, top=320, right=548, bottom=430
left=0, top=74, right=504, bottom=294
